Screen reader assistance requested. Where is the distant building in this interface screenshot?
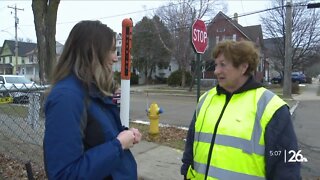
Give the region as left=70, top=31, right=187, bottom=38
left=263, top=37, right=284, bottom=80
left=0, top=40, right=63, bottom=82
left=0, top=40, right=37, bottom=75
left=24, top=41, right=64, bottom=82
left=114, top=33, right=178, bottom=84
left=205, top=11, right=265, bottom=82
left=113, top=33, right=122, bottom=73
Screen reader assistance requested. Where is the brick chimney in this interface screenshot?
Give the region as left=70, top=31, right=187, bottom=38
left=233, top=13, right=238, bottom=23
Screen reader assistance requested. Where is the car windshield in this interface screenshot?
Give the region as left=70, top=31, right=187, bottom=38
left=5, top=76, right=32, bottom=84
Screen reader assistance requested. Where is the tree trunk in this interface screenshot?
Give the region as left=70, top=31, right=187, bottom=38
left=188, top=70, right=196, bottom=91
left=32, top=0, right=60, bottom=84
left=181, top=67, right=186, bottom=87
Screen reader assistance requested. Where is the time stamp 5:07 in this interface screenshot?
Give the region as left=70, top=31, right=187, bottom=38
left=269, top=150, right=308, bottom=163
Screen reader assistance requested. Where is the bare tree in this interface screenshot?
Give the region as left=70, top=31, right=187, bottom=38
left=156, top=0, right=225, bottom=87
left=32, top=0, right=60, bottom=84
left=262, top=0, right=320, bottom=74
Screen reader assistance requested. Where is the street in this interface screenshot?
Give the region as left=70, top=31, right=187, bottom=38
left=130, top=92, right=196, bottom=127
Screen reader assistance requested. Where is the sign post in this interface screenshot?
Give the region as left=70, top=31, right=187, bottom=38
left=191, top=19, right=208, bottom=102
left=120, top=18, right=133, bottom=127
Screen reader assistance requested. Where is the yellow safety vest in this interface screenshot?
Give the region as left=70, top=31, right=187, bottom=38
left=187, top=87, right=286, bottom=180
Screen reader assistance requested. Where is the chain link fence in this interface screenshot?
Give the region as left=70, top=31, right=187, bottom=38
left=0, top=84, right=48, bottom=178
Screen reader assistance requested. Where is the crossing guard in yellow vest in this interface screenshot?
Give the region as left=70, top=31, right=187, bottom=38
left=181, top=40, right=300, bottom=180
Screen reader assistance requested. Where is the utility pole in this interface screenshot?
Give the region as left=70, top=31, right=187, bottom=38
left=283, top=0, right=292, bottom=99
left=8, top=5, right=24, bottom=75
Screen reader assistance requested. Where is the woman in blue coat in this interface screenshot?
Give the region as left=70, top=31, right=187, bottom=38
left=44, top=20, right=141, bottom=179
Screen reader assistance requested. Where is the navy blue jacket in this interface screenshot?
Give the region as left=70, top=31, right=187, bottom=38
left=44, top=75, right=137, bottom=179
left=181, top=77, right=301, bottom=179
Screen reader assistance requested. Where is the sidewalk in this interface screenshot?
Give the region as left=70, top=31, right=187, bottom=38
left=131, top=141, right=184, bottom=180
left=130, top=81, right=320, bottom=179
left=293, top=80, right=320, bottom=101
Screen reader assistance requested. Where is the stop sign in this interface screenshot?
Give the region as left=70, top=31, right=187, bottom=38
left=192, top=19, right=208, bottom=54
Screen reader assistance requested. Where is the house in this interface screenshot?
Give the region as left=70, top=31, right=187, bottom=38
left=24, top=41, right=64, bottom=82
left=0, top=40, right=64, bottom=82
left=114, top=33, right=178, bottom=84
left=263, top=37, right=284, bottom=81
left=0, top=40, right=37, bottom=75
left=112, top=33, right=122, bottom=73
left=204, top=11, right=265, bottom=82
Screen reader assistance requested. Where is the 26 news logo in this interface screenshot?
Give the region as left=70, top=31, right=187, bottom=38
left=284, top=150, right=308, bottom=163
left=269, top=150, right=308, bottom=163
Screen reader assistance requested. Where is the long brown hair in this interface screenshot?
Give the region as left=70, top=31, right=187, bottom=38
left=51, top=20, right=116, bottom=96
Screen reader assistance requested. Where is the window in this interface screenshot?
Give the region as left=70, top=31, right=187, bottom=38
left=29, top=55, right=34, bottom=63
left=215, top=36, right=219, bottom=44
left=9, top=56, right=12, bottom=63
left=116, top=47, right=121, bottom=57
left=224, top=35, right=233, bottom=40
left=5, top=76, right=32, bottom=84
left=217, top=28, right=225, bottom=32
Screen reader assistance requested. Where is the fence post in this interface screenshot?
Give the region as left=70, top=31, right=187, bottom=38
left=27, top=93, right=40, bottom=129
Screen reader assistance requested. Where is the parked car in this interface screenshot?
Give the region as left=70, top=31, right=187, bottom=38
left=291, top=72, right=306, bottom=83
left=271, top=72, right=307, bottom=84
left=271, top=75, right=282, bottom=84
left=0, top=75, right=37, bottom=104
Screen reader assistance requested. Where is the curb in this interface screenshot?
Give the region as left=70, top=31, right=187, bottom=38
left=131, top=120, right=189, bottom=130
left=290, top=100, right=299, bottom=115
left=130, top=90, right=197, bottom=97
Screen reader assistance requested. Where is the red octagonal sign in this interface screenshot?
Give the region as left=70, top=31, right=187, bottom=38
left=192, top=19, right=208, bottom=54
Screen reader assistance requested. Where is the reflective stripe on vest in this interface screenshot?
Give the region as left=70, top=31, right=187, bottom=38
left=190, top=87, right=286, bottom=179
left=194, top=89, right=274, bottom=155
left=193, top=161, right=265, bottom=180
left=196, top=91, right=209, bottom=119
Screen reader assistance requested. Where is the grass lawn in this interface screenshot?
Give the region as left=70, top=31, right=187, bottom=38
left=0, top=104, right=28, bottom=118
left=130, top=122, right=187, bottom=150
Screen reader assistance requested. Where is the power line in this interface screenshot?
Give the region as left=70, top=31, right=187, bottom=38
left=57, top=5, right=290, bottom=43
left=3, top=2, right=311, bottom=44
left=19, top=2, right=184, bottom=27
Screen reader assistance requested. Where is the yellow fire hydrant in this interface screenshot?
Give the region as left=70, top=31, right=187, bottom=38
left=147, top=102, right=163, bottom=139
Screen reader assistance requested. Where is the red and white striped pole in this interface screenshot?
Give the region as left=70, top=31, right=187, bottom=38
left=120, top=18, right=133, bottom=127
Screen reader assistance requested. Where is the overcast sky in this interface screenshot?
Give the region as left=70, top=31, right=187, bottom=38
left=0, top=0, right=270, bottom=45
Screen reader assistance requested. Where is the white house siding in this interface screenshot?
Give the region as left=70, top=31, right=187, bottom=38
left=152, top=60, right=179, bottom=79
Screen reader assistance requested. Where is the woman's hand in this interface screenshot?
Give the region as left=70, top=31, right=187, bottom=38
left=117, top=130, right=135, bottom=150
left=129, top=128, right=142, bottom=144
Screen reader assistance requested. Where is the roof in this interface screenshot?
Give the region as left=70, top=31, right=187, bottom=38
left=210, top=12, right=251, bottom=40
left=264, top=37, right=283, bottom=50
left=25, top=41, right=64, bottom=55
left=209, top=12, right=264, bottom=47
left=56, top=41, right=64, bottom=55
left=1, top=40, right=37, bottom=56
left=263, top=37, right=284, bottom=57
left=243, top=25, right=264, bottom=48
